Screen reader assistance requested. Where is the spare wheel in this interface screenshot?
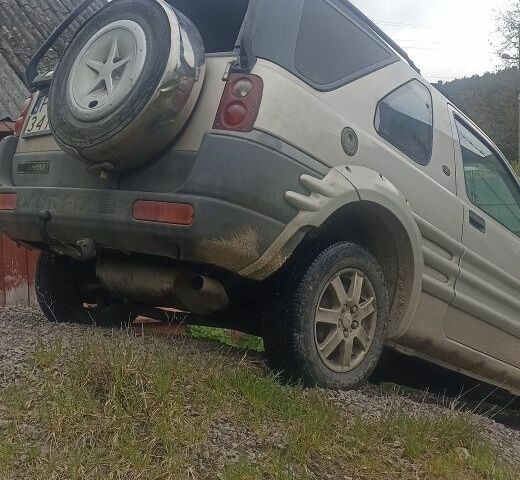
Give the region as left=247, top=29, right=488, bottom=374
left=49, top=0, right=206, bottom=173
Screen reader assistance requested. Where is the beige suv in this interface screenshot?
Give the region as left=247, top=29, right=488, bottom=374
left=1, top=0, right=519, bottom=394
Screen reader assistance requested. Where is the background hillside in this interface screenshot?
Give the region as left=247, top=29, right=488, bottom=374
left=435, top=68, right=519, bottom=163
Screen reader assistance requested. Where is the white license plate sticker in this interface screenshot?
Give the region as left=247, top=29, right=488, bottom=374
left=24, top=95, right=50, bottom=137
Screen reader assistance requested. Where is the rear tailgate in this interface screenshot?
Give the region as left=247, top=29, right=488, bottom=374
left=13, top=55, right=234, bottom=188
left=14, top=0, right=252, bottom=187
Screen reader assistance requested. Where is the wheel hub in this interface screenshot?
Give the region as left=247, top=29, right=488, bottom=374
left=67, top=20, right=147, bottom=122
left=341, top=309, right=352, bottom=329
left=314, top=269, right=377, bottom=373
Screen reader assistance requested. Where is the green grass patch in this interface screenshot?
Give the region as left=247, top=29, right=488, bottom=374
left=32, top=338, right=64, bottom=370
left=0, top=334, right=517, bottom=480
left=187, top=325, right=264, bottom=352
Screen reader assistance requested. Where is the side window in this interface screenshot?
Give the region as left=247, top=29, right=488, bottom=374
left=455, top=118, right=520, bottom=236
left=295, top=0, right=394, bottom=87
left=375, top=80, right=433, bottom=166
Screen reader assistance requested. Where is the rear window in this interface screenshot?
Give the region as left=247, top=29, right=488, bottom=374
left=375, top=80, right=434, bottom=166
left=295, top=0, right=394, bottom=87
left=171, top=0, right=249, bottom=53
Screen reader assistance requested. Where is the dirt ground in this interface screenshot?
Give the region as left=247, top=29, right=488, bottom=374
left=0, top=306, right=519, bottom=478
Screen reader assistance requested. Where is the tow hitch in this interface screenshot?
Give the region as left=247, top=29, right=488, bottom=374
left=38, top=209, right=96, bottom=261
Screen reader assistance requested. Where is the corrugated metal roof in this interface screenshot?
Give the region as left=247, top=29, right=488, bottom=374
left=0, top=0, right=78, bottom=117
left=0, top=51, right=27, bottom=119
left=1, top=1, right=109, bottom=76
left=0, top=0, right=107, bottom=117
left=0, top=0, right=87, bottom=79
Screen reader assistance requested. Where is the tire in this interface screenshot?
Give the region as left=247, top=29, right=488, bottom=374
left=49, top=0, right=205, bottom=172
left=263, top=242, right=390, bottom=390
left=36, top=252, right=133, bottom=326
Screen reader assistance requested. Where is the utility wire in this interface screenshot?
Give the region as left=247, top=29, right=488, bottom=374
left=395, top=39, right=445, bottom=45
left=428, top=76, right=458, bottom=80
left=403, top=46, right=444, bottom=51
left=375, top=20, right=440, bottom=29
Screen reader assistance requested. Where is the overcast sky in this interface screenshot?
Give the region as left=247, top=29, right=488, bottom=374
left=349, top=0, right=511, bottom=82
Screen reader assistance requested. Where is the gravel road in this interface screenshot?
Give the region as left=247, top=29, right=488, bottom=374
left=1, top=305, right=519, bottom=470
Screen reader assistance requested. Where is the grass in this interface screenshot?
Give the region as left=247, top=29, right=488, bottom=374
left=187, top=325, right=264, bottom=352
left=0, top=333, right=517, bottom=480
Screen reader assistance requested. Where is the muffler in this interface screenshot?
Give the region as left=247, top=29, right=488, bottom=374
left=96, top=258, right=229, bottom=315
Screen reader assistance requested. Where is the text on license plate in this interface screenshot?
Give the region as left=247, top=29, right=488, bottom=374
left=24, top=95, right=50, bottom=137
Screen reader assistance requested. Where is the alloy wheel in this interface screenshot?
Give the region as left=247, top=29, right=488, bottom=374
left=314, top=268, right=377, bottom=373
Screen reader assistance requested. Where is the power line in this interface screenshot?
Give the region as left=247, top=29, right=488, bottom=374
left=428, top=76, right=458, bottom=80
left=395, top=39, right=445, bottom=45
left=404, top=46, right=443, bottom=51
left=375, top=20, right=440, bottom=29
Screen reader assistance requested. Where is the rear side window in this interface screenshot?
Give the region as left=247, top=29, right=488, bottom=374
left=455, top=118, right=520, bottom=236
left=295, top=0, right=394, bottom=87
left=375, top=80, right=433, bottom=166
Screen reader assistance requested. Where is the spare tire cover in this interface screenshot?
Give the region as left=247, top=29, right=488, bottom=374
left=49, top=0, right=206, bottom=173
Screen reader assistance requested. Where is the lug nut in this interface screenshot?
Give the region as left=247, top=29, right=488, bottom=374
left=350, top=306, right=358, bottom=314
left=351, top=321, right=359, bottom=329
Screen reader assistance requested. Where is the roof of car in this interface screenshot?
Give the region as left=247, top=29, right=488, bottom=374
left=1, top=0, right=422, bottom=116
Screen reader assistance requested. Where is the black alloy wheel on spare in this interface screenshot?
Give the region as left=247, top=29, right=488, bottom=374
left=263, top=242, right=390, bottom=390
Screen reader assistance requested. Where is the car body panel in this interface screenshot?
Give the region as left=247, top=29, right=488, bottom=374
left=443, top=106, right=520, bottom=370
left=15, top=54, right=232, bottom=156
left=251, top=55, right=520, bottom=394
left=2, top=0, right=520, bottom=395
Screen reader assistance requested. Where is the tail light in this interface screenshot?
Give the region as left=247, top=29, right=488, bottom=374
left=213, top=74, right=263, bottom=132
left=14, top=96, right=33, bottom=137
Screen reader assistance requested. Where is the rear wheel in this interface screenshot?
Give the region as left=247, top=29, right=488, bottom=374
left=263, top=242, right=390, bottom=390
left=36, top=252, right=133, bottom=326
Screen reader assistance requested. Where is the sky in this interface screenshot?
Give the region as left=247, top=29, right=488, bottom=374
left=349, top=0, right=511, bottom=82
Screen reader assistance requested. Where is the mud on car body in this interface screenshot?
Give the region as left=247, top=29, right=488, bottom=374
left=2, top=0, right=520, bottom=394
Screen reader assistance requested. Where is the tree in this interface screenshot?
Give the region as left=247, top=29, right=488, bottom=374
left=496, top=1, right=520, bottom=67
left=436, top=69, right=518, bottom=162
left=494, top=3, right=520, bottom=165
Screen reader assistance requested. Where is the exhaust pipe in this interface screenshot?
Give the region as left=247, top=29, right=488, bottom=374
left=96, top=259, right=229, bottom=315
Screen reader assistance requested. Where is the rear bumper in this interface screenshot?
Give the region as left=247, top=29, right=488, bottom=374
left=0, top=130, right=327, bottom=275
left=1, top=187, right=284, bottom=272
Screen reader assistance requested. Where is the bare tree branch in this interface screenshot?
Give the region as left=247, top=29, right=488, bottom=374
left=496, top=1, right=520, bottom=67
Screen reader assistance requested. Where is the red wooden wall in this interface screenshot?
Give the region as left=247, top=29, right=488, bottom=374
left=0, top=234, right=40, bottom=307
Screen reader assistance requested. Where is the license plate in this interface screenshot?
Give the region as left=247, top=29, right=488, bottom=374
left=23, top=95, right=50, bottom=137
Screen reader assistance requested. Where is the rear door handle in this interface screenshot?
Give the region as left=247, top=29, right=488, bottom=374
left=469, top=210, right=486, bottom=233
